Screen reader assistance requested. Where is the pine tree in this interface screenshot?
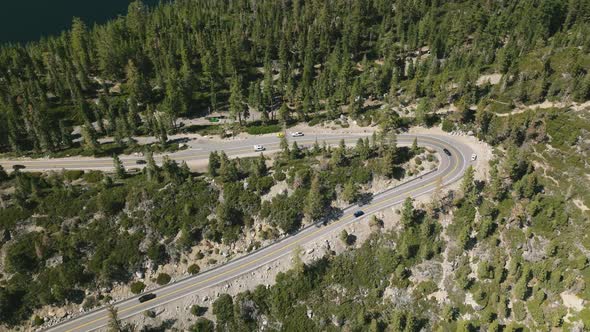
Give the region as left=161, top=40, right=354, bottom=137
left=70, top=17, right=90, bottom=77
left=164, top=71, right=184, bottom=129
left=208, top=151, right=220, bottom=177
left=126, top=0, right=147, bottom=39
left=380, top=148, right=396, bottom=178
left=157, top=118, right=168, bottom=146
left=304, top=174, right=324, bottom=222
left=113, top=154, right=126, bottom=179
left=278, top=103, right=290, bottom=125
left=411, top=137, right=419, bottom=155
left=341, top=180, right=359, bottom=204
left=80, top=124, right=99, bottom=153
left=219, top=152, right=238, bottom=182
left=489, top=165, right=504, bottom=200
left=250, top=153, right=267, bottom=178
left=330, top=144, right=346, bottom=167
left=279, top=136, right=289, bottom=157
left=107, top=304, right=123, bottom=332
left=290, top=142, right=302, bottom=159
left=229, top=75, right=246, bottom=125
left=461, top=166, right=476, bottom=204
left=145, top=148, right=158, bottom=182
left=126, top=60, right=149, bottom=102
left=401, top=197, right=415, bottom=228
left=349, top=78, right=363, bottom=117
left=201, top=51, right=217, bottom=111
left=355, top=138, right=370, bottom=160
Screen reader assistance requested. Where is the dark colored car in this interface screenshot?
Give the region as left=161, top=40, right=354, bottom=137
left=138, top=293, right=157, bottom=303
left=12, top=164, right=26, bottom=170
left=353, top=210, right=364, bottom=218
left=443, top=148, right=452, bottom=156
left=136, top=159, right=147, bottom=165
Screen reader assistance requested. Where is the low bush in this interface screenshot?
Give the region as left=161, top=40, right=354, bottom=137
left=130, top=281, right=146, bottom=294
left=156, top=273, right=171, bottom=285
left=191, top=304, right=208, bottom=316
left=83, top=170, right=104, bottom=183
left=188, top=264, right=200, bottom=275
left=64, top=170, right=84, bottom=181
left=245, top=124, right=282, bottom=135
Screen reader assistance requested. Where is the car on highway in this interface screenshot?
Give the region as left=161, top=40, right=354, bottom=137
left=291, top=132, right=304, bottom=137
left=136, top=160, right=147, bottom=165
left=471, top=153, right=477, bottom=161
left=254, top=144, right=266, bottom=152
left=353, top=210, right=364, bottom=218
left=277, top=132, right=285, bottom=138
left=443, top=148, right=452, bottom=156
left=138, top=293, right=157, bottom=303
left=12, top=164, right=26, bottom=171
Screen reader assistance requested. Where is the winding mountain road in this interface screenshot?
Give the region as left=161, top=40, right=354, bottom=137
left=0, top=133, right=473, bottom=332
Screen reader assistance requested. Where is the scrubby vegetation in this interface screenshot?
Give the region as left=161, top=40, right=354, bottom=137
left=0, top=127, right=429, bottom=326
left=1, top=0, right=590, bottom=330
left=209, top=109, right=590, bottom=331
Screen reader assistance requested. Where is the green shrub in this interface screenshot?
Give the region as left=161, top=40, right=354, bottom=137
left=156, top=273, right=171, bottom=285
left=274, top=170, right=286, bottom=181
left=188, top=264, right=200, bottom=275
left=83, top=170, right=104, bottom=183
left=191, top=317, right=214, bottom=332
left=415, top=280, right=438, bottom=296
left=64, top=170, right=84, bottom=181
left=512, top=301, right=527, bottom=321
left=97, top=187, right=127, bottom=216
left=308, top=117, right=322, bottom=126
left=191, top=304, right=208, bottom=316
left=245, top=124, right=281, bottom=135
left=32, top=315, right=44, bottom=326
left=212, top=294, right=234, bottom=323
left=130, top=281, right=146, bottom=294
left=441, top=118, right=454, bottom=132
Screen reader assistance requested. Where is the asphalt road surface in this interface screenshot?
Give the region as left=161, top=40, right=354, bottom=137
left=1, top=133, right=473, bottom=332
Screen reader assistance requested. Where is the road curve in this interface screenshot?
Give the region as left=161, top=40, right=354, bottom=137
left=25, top=133, right=473, bottom=332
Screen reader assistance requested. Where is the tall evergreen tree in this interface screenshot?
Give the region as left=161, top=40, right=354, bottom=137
left=304, top=174, right=324, bottom=222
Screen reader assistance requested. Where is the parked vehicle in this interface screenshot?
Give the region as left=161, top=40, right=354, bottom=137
left=353, top=210, right=364, bottom=218
left=138, top=293, right=157, bottom=303
left=277, top=132, right=285, bottom=138
left=471, top=153, right=477, bottom=161
left=254, top=145, right=266, bottom=152
left=136, top=160, right=147, bottom=165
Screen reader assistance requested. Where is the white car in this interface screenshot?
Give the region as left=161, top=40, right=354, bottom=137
left=291, top=132, right=304, bottom=137
left=471, top=153, right=477, bottom=161
left=254, top=145, right=265, bottom=152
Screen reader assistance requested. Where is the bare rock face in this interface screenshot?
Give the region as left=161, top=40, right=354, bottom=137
left=522, top=236, right=549, bottom=262
left=331, top=314, right=344, bottom=327
left=383, top=287, right=412, bottom=309
left=45, top=254, right=64, bottom=268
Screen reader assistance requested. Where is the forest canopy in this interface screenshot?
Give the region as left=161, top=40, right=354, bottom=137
left=0, top=0, right=588, bottom=155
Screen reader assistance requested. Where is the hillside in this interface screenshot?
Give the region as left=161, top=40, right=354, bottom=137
left=0, top=0, right=589, bottom=330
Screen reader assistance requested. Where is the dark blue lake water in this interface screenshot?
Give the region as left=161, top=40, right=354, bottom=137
left=0, top=0, right=160, bottom=44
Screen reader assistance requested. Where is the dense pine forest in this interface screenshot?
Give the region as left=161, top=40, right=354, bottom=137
left=0, top=0, right=589, bottom=155
left=1, top=0, right=590, bottom=331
